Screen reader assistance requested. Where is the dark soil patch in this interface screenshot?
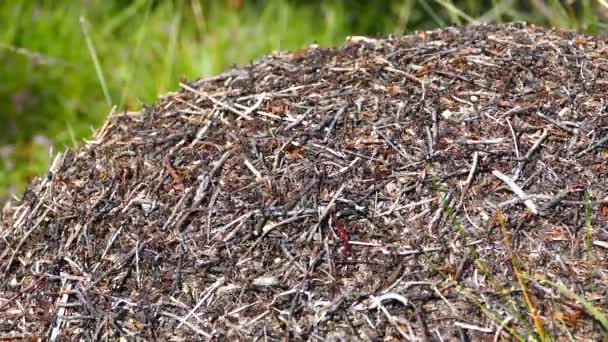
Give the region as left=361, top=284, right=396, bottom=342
left=1, top=23, right=608, bottom=341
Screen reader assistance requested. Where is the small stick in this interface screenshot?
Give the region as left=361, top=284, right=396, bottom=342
left=384, top=66, right=438, bottom=91
left=324, top=106, right=347, bottom=142
left=235, top=92, right=266, bottom=117
left=246, top=215, right=308, bottom=257
left=425, top=126, right=434, bottom=159
left=178, top=276, right=225, bottom=328
left=492, top=170, right=538, bottom=215
left=341, top=311, right=362, bottom=341
left=454, top=321, right=494, bottom=334
left=522, top=129, right=548, bottom=161
left=369, top=295, right=412, bottom=340
left=272, top=135, right=297, bottom=171
left=328, top=156, right=360, bottom=178
left=456, top=151, right=478, bottom=211
left=180, top=82, right=251, bottom=120
left=244, top=159, right=264, bottom=182
left=211, top=210, right=256, bottom=240
left=415, top=307, right=431, bottom=342
left=506, top=118, right=520, bottom=159
left=374, top=129, right=409, bottom=160
left=431, top=109, right=438, bottom=146
left=91, top=106, right=117, bottom=143
left=194, top=149, right=232, bottom=205
left=459, top=138, right=505, bottom=145
left=381, top=246, right=442, bottom=256
left=593, top=240, right=608, bottom=249
left=84, top=241, right=148, bottom=291
left=499, top=104, right=536, bottom=118
left=50, top=280, right=71, bottom=342
left=377, top=195, right=435, bottom=217
left=161, top=190, right=191, bottom=230
left=160, top=311, right=213, bottom=338
left=576, top=134, right=608, bottom=157
left=91, top=225, right=123, bottom=274
left=303, top=183, right=347, bottom=241
left=283, top=108, right=311, bottom=131
left=189, top=116, right=214, bottom=148
left=494, top=316, right=514, bottom=342
left=535, top=111, right=577, bottom=133
left=514, top=129, right=548, bottom=179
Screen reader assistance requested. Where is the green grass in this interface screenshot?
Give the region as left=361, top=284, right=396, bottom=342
left=432, top=172, right=607, bottom=339
left=536, top=277, right=608, bottom=332
left=433, top=178, right=538, bottom=338
left=0, top=0, right=607, bottom=200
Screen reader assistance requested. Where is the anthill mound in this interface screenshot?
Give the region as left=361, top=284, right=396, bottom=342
left=1, top=23, right=608, bottom=341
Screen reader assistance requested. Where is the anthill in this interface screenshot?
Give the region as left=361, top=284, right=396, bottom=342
left=1, top=23, right=607, bottom=341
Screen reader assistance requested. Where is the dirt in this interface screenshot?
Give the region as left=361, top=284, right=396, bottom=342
left=1, top=22, right=608, bottom=341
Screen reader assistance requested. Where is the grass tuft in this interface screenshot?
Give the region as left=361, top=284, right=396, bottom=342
left=496, top=212, right=547, bottom=341
left=536, top=277, right=608, bottom=332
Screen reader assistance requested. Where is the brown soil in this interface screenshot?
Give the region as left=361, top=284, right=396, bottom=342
left=1, top=23, right=608, bottom=341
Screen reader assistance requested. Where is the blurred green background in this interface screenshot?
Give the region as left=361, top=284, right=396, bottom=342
left=0, top=0, right=606, bottom=201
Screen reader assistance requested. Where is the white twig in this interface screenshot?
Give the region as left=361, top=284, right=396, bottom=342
left=244, top=159, right=264, bottom=182
left=369, top=295, right=413, bottom=340
left=381, top=246, right=442, bottom=256
left=523, top=129, right=548, bottom=161
left=50, top=280, right=71, bottom=342
left=178, top=277, right=225, bottom=328
left=494, top=316, right=513, bottom=342
left=460, top=138, right=506, bottom=145
left=161, top=311, right=213, bottom=338
left=240, top=92, right=266, bottom=117
left=457, top=151, right=478, bottom=210
left=492, top=170, right=538, bottom=215
left=180, top=82, right=252, bottom=120
left=593, top=240, right=608, bottom=249
left=354, top=292, right=410, bottom=311
left=506, top=119, right=520, bottom=159
left=212, top=211, right=256, bottom=239
left=454, top=321, right=494, bottom=333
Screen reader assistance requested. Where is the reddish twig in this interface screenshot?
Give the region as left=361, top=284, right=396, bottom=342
left=333, top=215, right=352, bottom=257
left=164, top=156, right=185, bottom=191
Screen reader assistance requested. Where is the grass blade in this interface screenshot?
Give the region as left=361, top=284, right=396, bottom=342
left=497, top=212, right=546, bottom=341
left=80, top=15, right=112, bottom=107
left=537, top=277, right=608, bottom=331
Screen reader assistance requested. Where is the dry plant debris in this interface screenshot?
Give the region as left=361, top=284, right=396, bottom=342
left=1, top=23, right=608, bottom=341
